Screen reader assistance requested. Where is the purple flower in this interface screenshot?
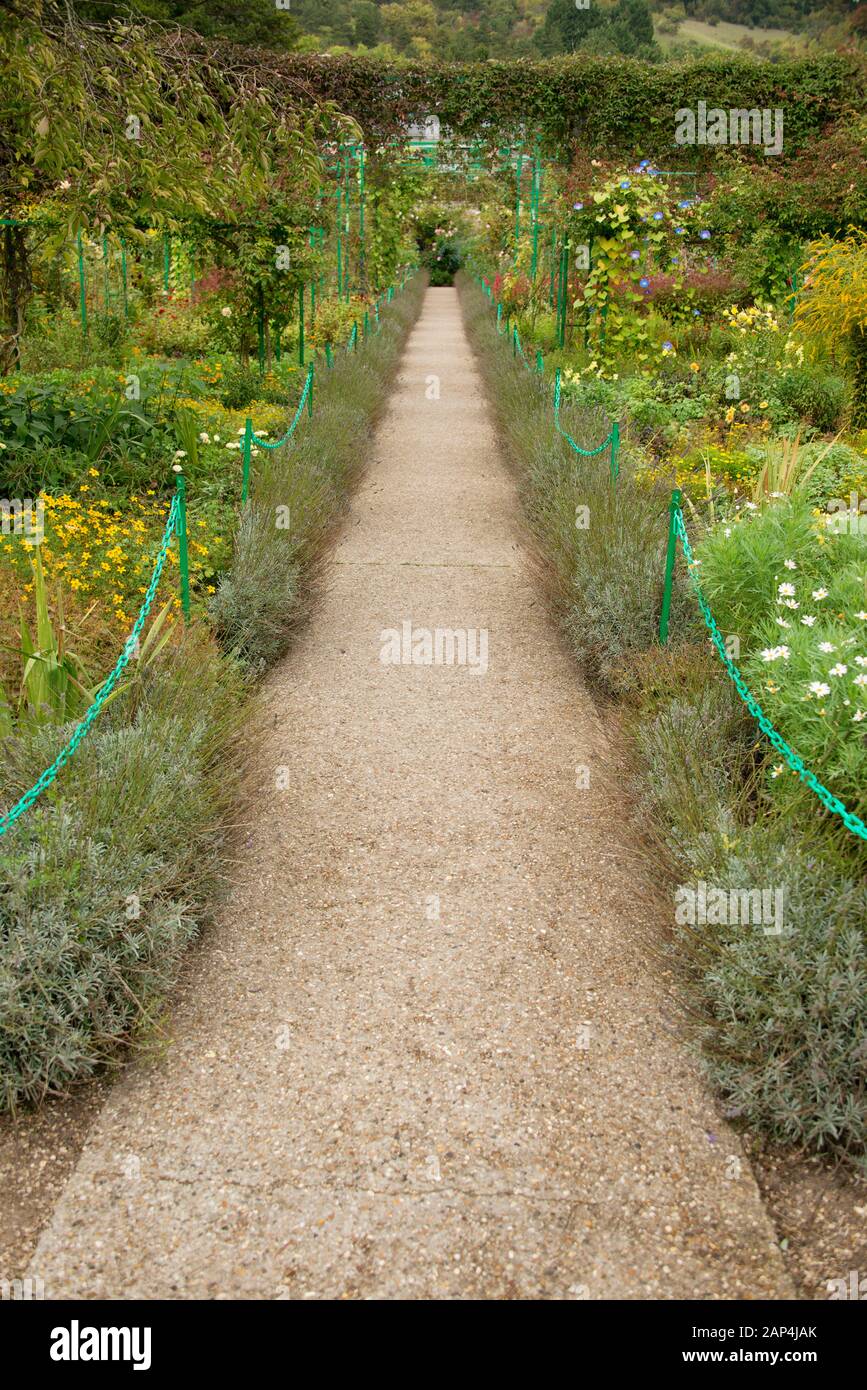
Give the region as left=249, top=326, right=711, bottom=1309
left=670, top=256, right=679, bottom=265
left=652, top=211, right=664, bottom=221
left=629, top=249, right=641, bottom=260
left=693, top=309, right=701, bottom=317
left=620, top=179, right=631, bottom=189
left=662, top=340, right=674, bottom=352
left=639, top=277, right=650, bottom=288
left=573, top=201, right=583, bottom=210
left=699, top=229, right=711, bottom=240
left=678, top=199, right=692, bottom=209
left=674, top=226, right=685, bottom=235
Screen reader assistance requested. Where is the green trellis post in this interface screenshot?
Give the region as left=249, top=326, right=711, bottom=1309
left=120, top=237, right=128, bottom=319
left=358, top=143, right=366, bottom=289
left=513, top=145, right=523, bottom=265
left=163, top=234, right=170, bottom=293
left=175, top=472, right=191, bottom=620
left=241, top=419, right=253, bottom=505
left=336, top=182, right=343, bottom=299
left=298, top=283, right=305, bottom=366
left=307, top=362, right=314, bottom=418
left=659, top=488, right=682, bottom=644
left=77, top=231, right=87, bottom=336
left=257, top=289, right=266, bottom=375
left=102, top=234, right=110, bottom=310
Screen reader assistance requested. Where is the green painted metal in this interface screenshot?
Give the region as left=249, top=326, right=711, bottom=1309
left=241, top=418, right=253, bottom=504
left=0, top=494, right=183, bottom=836
left=163, top=234, right=170, bottom=292
left=299, top=283, right=305, bottom=366
left=659, top=488, right=681, bottom=644
left=76, top=231, right=87, bottom=336
left=674, top=506, right=867, bottom=842
left=175, top=473, right=190, bottom=619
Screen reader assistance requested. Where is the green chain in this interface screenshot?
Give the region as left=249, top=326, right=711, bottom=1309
left=251, top=365, right=314, bottom=450
left=0, top=496, right=181, bottom=837
left=553, top=368, right=616, bottom=459
left=676, top=509, right=867, bottom=841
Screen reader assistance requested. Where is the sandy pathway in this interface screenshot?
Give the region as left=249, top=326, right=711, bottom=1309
left=30, top=288, right=791, bottom=1300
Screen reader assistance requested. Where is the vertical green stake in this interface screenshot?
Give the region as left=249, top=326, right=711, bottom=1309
left=257, top=293, right=265, bottom=376
left=514, top=147, right=523, bottom=264
left=353, top=320, right=358, bottom=350
left=241, top=419, right=253, bottom=505
left=175, top=473, right=191, bottom=620
left=298, top=284, right=305, bottom=366
left=363, top=309, right=370, bottom=337
left=275, top=326, right=282, bottom=363
left=163, top=235, right=170, bottom=293
left=336, top=183, right=343, bottom=299
left=102, top=234, right=110, bottom=309
left=358, top=143, right=366, bottom=289
left=307, top=363, right=314, bottom=418
left=77, top=231, right=87, bottom=337
left=120, top=238, right=128, bottom=320
left=659, top=488, right=682, bottom=645
left=609, top=421, right=620, bottom=485
left=325, top=341, right=333, bottom=369
left=536, top=350, right=544, bottom=374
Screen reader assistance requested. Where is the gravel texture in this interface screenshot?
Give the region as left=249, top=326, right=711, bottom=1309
left=29, top=288, right=792, bottom=1300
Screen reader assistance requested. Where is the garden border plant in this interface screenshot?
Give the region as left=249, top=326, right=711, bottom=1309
left=0, top=271, right=425, bottom=1110
left=458, top=271, right=867, bottom=1171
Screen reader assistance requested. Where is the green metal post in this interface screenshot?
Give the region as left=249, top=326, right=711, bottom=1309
left=241, top=419, right=253, bottom=505
left=536, top=350, right=544, bottom=374
left=102, top=234, right=110, bottom=309
left=325, top=341, right=333, bottom=369
left=336, top=182, right=343, bottom=299
left=299, top=283, right=305, bottom=366
left=120, top=237, right=128, bottom=320
left=163, top=234, right=170, bottom=293
left=257, top=290, right=265, bottom=375
left=175, top=473, right=191, bottom=620
left=77, top=231, right=87, bottom=337
left=358, top=143, right=366, bottom=290
left=609, top=421, right=620, bottom=484
left=659, top=488, right=682, bottom=644
left=307, top=363, right=314, bottom=418
left=514, top=147, right=523, bottom=264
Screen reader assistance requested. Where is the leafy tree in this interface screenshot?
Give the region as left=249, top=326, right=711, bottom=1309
left=69, top=1, right=300, bottom=51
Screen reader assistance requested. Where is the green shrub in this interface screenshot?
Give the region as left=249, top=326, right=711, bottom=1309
left=776, top=367, right=848, bottom=433
left=0, top=631, right=246, bottom=1108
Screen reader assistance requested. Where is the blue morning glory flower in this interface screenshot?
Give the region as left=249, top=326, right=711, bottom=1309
left=662, top=341, right=674, bottom=352
left=678, top=200, right=692, bottom=209
left=652, top=211, right=664, bottom=221
left=620, top=180, right=630, bottom=189
left=674, top=226, right=685, bottom=235
left=639, top=277, right=649, bottom=289
left=573, top=202, right=583, bottom=210
left=693, top=309, right=701, bottom=317
left=699, top=229, right=711, bottom=239
left=630, top=250, right=641, bottom=260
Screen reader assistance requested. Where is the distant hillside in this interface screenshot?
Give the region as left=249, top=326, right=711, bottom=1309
left=68, top=0, right=866, bottom=60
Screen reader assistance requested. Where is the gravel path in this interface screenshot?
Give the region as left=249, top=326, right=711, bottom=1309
left=31, top=288, right=792, bottom=1300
